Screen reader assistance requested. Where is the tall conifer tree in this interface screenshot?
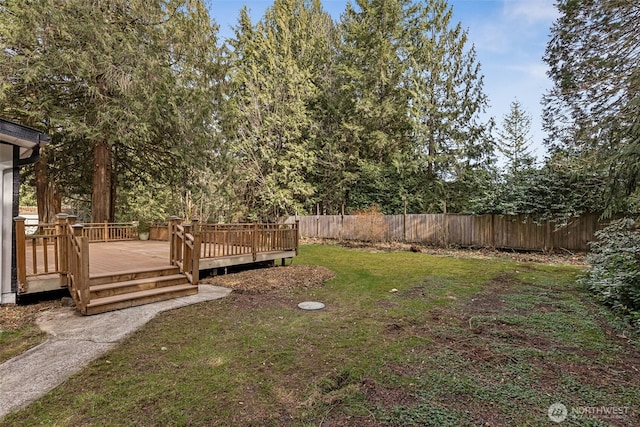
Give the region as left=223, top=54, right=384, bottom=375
left=544, top=0, right=640, bottom=214
left=334, top=0, right=414, bottom=211
left=225, top=0, right=333, bottom=220
left=0, top=0, right=221, bottom=222
left=406, top=0, right=492, bottom=212
left=497, top=99, right=535, bottom=174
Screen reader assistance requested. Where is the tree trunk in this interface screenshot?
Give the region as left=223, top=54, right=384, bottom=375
left=109, top=144, right=118, bottom=222
left=34, top=147, right=62, bottom=223
left=91, top=140, right=112, bottom=223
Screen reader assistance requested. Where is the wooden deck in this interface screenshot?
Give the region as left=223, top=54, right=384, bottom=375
left=16, top=218, right=298, bottom=314
left=86, top=240, right=295, bottom=273
left=22, top=240, right=296, bottom=294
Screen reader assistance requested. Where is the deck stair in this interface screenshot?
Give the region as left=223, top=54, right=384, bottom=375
left=85, top=266, right=197, bottom=315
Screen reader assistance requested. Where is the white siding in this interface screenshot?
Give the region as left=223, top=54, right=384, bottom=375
left=0, top=144, right=15, bottom=303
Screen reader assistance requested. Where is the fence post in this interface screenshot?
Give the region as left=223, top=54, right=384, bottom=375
left=295, top=220, right=300, bottom=256
left=341, top=204, right=344, bottom=241
left=104, top=220, right=109, bottom=242
left=403, top=200, right=407, bottom=242
left=491, top=214, right=496, bottom=248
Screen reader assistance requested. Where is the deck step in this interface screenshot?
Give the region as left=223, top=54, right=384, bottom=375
left=89, top=274, right=189, bottom=299
left=89, top=266, right=181, bottom=286
left=85, top=283, right=198, bottom=315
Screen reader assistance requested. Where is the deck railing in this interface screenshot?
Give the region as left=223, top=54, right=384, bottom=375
left=15, top=215, right=299, bottom=297
left=66, top=223, right=90, bottom=313
left=169, top=217, right=200, bottom=285
left=14, top=214, right=137, bottom=294
left=14, top=215, right=72, bottom=290
left=81, top=222, right=137, bottom=242
left=198, top=222, right=299, bottom=261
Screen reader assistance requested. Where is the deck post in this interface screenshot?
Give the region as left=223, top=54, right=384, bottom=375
left=72, top=224, right=90, bottom=313
left=104, top=220, right=109, bottom=242
left=183, top=223, right=191, bottom=274
left=192, top=232, right=201, bottom=286
left=190, top=218, right=201, bottom=281
left=252, top=222, right=258, bottom=261
left=191, top=218, right=200, bottom=234
left=168, top=216, right=181, bottom=265
left=56, top=213, right=69, bottom=287
left=13, top=217, right=27, bottom=293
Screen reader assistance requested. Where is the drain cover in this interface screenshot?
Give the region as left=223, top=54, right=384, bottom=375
left=297, top=301, right=325, bottom=310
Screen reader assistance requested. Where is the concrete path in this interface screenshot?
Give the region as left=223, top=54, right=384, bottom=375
left=0, top=285, right=231, bottom=420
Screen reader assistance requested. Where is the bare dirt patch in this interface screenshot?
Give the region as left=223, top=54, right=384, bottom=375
left=0, top=300, right=62, bottom=333
left=0, top=300, right=63, bottom=364
left=201, top=264, right=335, bottom=294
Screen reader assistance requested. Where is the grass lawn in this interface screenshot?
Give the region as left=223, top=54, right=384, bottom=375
left=0, top=302, right=53, bottom=365
left=2, top=245, right=639, bottom=426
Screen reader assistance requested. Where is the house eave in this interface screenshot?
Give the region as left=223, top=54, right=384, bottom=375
left=0, top=118, right=50, bottom=163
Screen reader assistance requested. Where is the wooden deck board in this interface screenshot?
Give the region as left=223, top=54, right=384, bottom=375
left=87, top=241, right=172, bottom=275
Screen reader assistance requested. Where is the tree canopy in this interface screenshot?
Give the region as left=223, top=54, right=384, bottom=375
left=1, top=0, right=222, bottom=222
left=219, top=0, right=492, bottom=218
left=5, top=0, right=632, bottom=223
left=543, top=0, right=640, bottom=216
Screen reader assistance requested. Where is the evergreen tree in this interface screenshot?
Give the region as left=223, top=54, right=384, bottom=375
left=225, top=1, right=331, bottom=220
left=496, top=99, right=535, bottom=174
left=0, top=0, right=222, bottom=222
left=406, top=0, right=493, bottom=212
left=311, top=0, right=493, bottom=214
left=333, top=0, right=414, bottom=212
left=543, top=0, right=640, bottom=215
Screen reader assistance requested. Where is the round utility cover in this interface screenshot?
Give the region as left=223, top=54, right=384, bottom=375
left=298, top=301, right=325, bottom=310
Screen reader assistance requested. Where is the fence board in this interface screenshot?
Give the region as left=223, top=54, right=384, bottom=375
left=284, top=213, right=604, bottom=252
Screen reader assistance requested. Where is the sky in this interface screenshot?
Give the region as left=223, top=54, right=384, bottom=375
left=208, top=0, right=559, bottom=161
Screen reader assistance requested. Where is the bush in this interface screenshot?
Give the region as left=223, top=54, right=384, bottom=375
left=350, top=205, right=387, bottom=242
left=582, top=218, right=640, bottom=329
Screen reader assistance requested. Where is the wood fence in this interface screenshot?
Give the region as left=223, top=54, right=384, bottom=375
left=283, top=214, right=606, bottom=252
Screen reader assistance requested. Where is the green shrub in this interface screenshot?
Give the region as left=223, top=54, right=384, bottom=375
left=582, top=218, right=640, bottom=329
left=137, top=219, right=151, bottom=233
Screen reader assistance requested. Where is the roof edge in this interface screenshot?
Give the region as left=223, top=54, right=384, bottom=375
left=0, top=118, right=50, bottom=161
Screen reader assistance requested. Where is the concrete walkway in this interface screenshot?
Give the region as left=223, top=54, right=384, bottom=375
left=0, top=285, right=231, bottom=420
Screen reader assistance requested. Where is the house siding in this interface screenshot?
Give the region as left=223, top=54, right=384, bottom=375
left=1, top=143, right=15, bottom=303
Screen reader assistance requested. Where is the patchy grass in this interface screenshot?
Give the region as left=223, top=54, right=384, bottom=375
left=0, top=302, right=57, bottom=364
left=0, top=324, right=45, bottom=365
left=2, top=245, right=639, bottom=426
